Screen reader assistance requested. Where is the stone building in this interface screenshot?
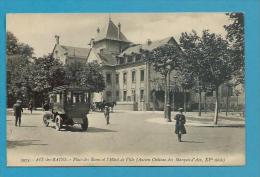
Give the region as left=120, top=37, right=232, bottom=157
left=52, top=18, right=244, bottom=111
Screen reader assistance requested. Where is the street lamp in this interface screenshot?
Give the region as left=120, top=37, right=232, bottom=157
left=165, top=63, right=173, bottom=122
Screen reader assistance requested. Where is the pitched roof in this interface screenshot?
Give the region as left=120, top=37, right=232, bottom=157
left=98, top=51, right=117, bottom=66
left=88, top=48, right=117, bottom=66
left=60, top=45, right=90, bottom=58
left=95, top=19, right=130, bottom=43
left=118, top=37, right=177, bottom=57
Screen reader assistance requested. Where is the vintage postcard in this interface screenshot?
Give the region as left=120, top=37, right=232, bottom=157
left=6, top=13, right=245, bottom=166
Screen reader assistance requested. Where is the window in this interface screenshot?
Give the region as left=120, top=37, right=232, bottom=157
left=123, top=91, right=127, bottom=101
left=119, top=58, right=125, bottom=64
left=140, top=90, right=144, bottom=101
left=140, top=70, right=145, bottom=82
left=106, top=91, right=112, bottom=101
left=116, top=91, right=120, bottom=101
left=123, top=72, right=127, bottom=84
left=106, top=73, right=111, bottom=84
left=127, top=56, right=133, bottom=63
left=132, top=71, right=136, bottom=83
left=116, top=74, right=119, bottom=84
left=136, top=54, right=141, bottom=61
left=132, top=89, right=136, bottom=102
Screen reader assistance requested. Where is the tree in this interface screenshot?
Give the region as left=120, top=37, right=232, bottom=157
left=6, top=31, right=34, bottom=107
left=180, top=30, right=242, bottom=124
left=224, top=13, right=244, bottom=85
left=65, top=61, right=105, bottom=103
left=144, top=44, right=183, bottom=121
left=29, top=55, right=65, bottom=105
left=7, top=31, right=34, bottom=57
left=179, top=30, right=209, bottom=116
left=65, top=61, right=85, bottom=86
left=175, top=70, right=194, bottom=113
left=79, top=61, right=105, bottom=93
left=199, top=30, right=241, bottom=124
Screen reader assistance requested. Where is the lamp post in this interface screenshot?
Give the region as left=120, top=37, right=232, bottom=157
left=166, top=70, right=171, bottom=122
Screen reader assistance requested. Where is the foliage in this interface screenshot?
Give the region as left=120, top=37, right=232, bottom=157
left=65, top=61, right=84, bottom=86
left=65, top=61, right=105, bottom=92
left=179, top=30, right=207, bottom=87
left=199, top=30, right=240, bottom=87
left=6, top=31, right=34, bottom=106
left=179, top=29, right=242, bottom=123
left=7, top=55, right=31, bottom=101
left=7, top=31, right=34, bottom=57
left=224, top=13, right=244, bottom=84
left=29, top=55, right=65, bottom=93
left=144, top=44, right=183, bottom=76
left=80, top=61, right=105, bottom=92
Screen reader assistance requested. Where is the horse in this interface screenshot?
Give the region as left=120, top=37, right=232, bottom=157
left=104, top=101, right=117, bottom=112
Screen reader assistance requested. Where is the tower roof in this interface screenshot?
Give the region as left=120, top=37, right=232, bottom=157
left=95, top=19, right=130, bottom=43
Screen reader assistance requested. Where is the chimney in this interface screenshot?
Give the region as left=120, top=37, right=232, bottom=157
left=147, top=39, right=152, bottom=46
left=89, top=38, right=95, bottom=48
left=55, top=35, right=60, bottom=44
left=117, top=23, right=121, bottom=40
left=118, top=23, right=122, bottom=52
left=97, top=27, right=100, bottom=34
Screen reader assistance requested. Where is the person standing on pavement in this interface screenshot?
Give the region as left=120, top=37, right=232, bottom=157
left=28, top=100, right=33, bottom=114
left=13, top=100, right=23, bottom=127
left=104, top=105, right=110, bottom=125
left=174, top=108, right=186, bottom=142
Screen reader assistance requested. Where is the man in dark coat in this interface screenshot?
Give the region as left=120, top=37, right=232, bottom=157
left=13, top=100, right=23, bottom=127
left=174, top=108, right=186, bottom=142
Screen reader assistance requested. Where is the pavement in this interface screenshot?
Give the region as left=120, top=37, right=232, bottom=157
left=113, top=110, right=245, bottom=127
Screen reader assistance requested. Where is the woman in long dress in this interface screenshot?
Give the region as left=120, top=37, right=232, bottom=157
left=174, top=108, right=187, bottom=142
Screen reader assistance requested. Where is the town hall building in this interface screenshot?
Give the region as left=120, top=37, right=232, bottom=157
left=52, top=18, right=244, bottom=112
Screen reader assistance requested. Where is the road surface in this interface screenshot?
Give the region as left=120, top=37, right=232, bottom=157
left=6, top=110, right=245, bottom=166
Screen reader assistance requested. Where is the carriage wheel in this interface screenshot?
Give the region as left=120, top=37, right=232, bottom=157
left=81, top=118, right=88, bottom=131
left=55, top=116, right=62, bottom=131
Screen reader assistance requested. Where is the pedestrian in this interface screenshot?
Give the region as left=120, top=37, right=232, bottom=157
left=28, top=100, right=33, bottom=114
left=104, top=105, right=110, bottom=125
left=13, top=100, right=23, bottom=127
left=43, top=101, right=50, bottom=111
left=174, top=108, right=186, bottom=142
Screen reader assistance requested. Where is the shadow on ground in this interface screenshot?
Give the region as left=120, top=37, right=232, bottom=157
left=181, top=140, right=204, bottom=143
left=50, top=125, right=117, bottom=133
left=7, top=140, right=48, bottom=148
left=19, top=125, right=38, bottom=128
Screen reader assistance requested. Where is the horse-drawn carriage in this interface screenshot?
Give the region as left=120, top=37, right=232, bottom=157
left=43, top=86, right=90, bottom=131
left=91, top=101, right=116, bottom=112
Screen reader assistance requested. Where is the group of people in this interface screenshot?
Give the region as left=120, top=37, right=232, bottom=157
left=12, top=99, right=186, bottom=142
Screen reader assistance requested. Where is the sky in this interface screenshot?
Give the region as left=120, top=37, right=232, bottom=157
left=6, top=13, right=232, bottom=57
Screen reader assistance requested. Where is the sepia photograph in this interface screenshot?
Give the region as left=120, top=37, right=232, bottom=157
left=6, top=13, right=245, bottom=166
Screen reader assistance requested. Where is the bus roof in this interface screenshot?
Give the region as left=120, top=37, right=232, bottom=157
left=50, top=85, right=93, bottom=93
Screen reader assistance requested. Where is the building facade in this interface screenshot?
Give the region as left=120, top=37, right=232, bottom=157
left=52, top=18, right=245, bottom=111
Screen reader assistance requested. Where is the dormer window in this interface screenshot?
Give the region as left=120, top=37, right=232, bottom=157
left=136, top=54, right=141, bottom=61
left=127, top=56, right=133, bottom=63
left=119, top=57, right=125, bottom=64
